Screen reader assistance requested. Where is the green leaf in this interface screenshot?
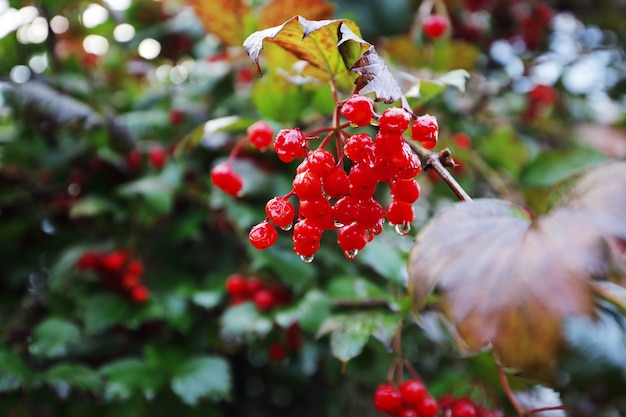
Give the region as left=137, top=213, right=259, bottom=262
left=479, top=125, right=530, bottom=176
left=29, top=317, right=81, bottom=359
left=82, top=293, right=132, bottom=334
left=45, top=363, right=102, bottom=392
left=220, top=303, right=273, bottom=339
left=170, top=356, right=231, bottom=405
left=191, top=290, right=223, bottom=309
left=177, top=116, right=253, bottom=151
left=520, top=146, right=607, bottom=188
left=48, top=246, right=86, bottom=291
left=248, top=245, right=316, bottom=292
left=405, top=69, right=471, bottom=106
left=118, top=164, right=182, bottom=213
left=327, top=276, right=388, bottom=301
left=318, top=313, right=400, bottom=362
left=275, top=290, right=332, bottom=332
left=0, top=347, right=34, bottom=392
left=100, top=358, right=164, bottom=401
left=69, top=195, right=119, bottom=219
left=359, top=230, right=409, bottom=284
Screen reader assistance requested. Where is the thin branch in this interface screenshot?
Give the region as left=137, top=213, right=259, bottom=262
left=332, top=298, right=393, bottom=310
left=408, top=142, right=473, bottom=202
left=525, top=405, right=569, bottom=416
left=498, top=365, right=526, bottom=416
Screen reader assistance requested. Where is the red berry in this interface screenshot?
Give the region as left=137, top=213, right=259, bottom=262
left=341, top=94, right=375, bottom=126
left=349, top=163, right=378, bottom=188
left=423, top=14, right=448, bottom=38
left=265, top=197, right=295, bottom=229
left=274, top=128, right=307, bottom=163
left=267, top=343, right=286, bottom=361
left=391, top=179, right=421, bottom=203
left=249, top=221, right=278, bottom=250
left=400, top=380, right=426, bottom=407
left=355, top=198, right=385, bottom=229
left=292, top=219, right=322, bottom=257
left=398, top=409, right=419, bottom=417
left=246, top=277, right=264, bottom=294
left=307, top=149, right=336, bottom=178
left=225, top=274, right=248, bottom=296
left=344, top=133, right=375, bottom=164
left=337, top=222, right=369, bottom=254
left=333, top=195, right=359, bottom=226
left=286, top=323, right=303, bottom=350
left=127, top=260, right=144, bottom=276
left=374, top=384, right=404, bottom=415
left=451, top=399, right=477, bottom=417
left=148, top=146, right=167, bottom=170
left=322, top=167, right=350, bottom=199
left=211, top=161, right=243, bottom=197
left=411, top=115, right=439, bottom=147
left=416, top=395, right=439, bottom=417
left=130, top=285, right=150, bottom=303
left=247, top=120, right=274, bottom=151
left=169, top=109, right=184, bottom=125
left=386, top=200, right=415, bottom=225
left=452, top=132, right=472, bottom=149
left=76, top=251, right=101, bottom=271
left=379, top=107, right=411, bottom=135
left=102, top=251, right=129, bottom=272
left=253, top=288, right=275, bottom=311
left=125, top=149, right=142, bottom=172
left=299, top=197, right=333, bottom=225
left=292, top=171, right=323, bottom=200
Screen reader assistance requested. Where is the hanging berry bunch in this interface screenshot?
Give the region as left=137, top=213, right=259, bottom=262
left=224, top=274, right=293, bottom=312
left=76, top=250, right=150, bottom=303
left=244, top=94, right=439, bottom=262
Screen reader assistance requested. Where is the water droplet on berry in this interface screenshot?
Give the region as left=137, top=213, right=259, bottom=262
left=280, top=223, right=293, bottom=231
left=349, top=122, right=359, bottom=129
left=300, top=254, right=315, bottom=263
left=395, top=222, right=411, bottom=236
left=343, top=249, right=359, bottom=259
left=334, top=220, right=344, bottom=228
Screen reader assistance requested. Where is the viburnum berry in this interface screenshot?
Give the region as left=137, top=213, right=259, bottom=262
left=247, top=120, right=274, bottom=151
left=148, top=145, right=167, bottom=170
left=293, top=171, right=323, bottom=200
left=341, top=94, right=375, bottom=126
left=386, top=200, right=415, bottom=226
left=400, top=379, right=426, bottom=407
left=267, top=343, right=287, bottom=361
left=76, top=251, right=100, bottom=271
left=211, top=161, right=243, bottom=197
left=451, top=399, right=477, bottom=417
left=355, top=198, right=384, bottom=229
left=345, top=133, right=375, bottom=164
left=169, top=109, right=184, bottom=125
left=307, top=148, right=336, bottom=178
left=130, top=285, right=150, bottom=303
left=102, top=251, right=128, bottom=271
left=374, top=385, right=404, bottom=416
left=246, top=277, right=264, bottom=294
left=292, top=219, right=322, bottom=258
left=379, top=107, right=412, bottom=135
left=253, top=288, right=275, bottom=311
left=125, top=149, right=142, bottom=172
left=411, top=115, right=439, bottom=149
left=337, top=222, right=368, bottom=256
left=423, top=14, right=448, bottom=38
left=225, top=274, right=248, bottom=296
left=416, top=395, right=439, bottom=417
left=391, top=179, right=421, bottom=203
left=398, top=409, right=419, bottom=417
left=452, top=132, right=472, bottom=149
left=299, top=197, right=333, bottom=227
left=249, top=221, right=278, bottom=250
left=274, top=128, right=307, bottom=162
left=333, top=195, right=359, bottom=226
left=322, top=167, right=349, bottom=198
left=265, top=197, right=295, bottom=229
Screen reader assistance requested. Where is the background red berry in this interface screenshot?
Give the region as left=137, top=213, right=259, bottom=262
left=423, top=14, right=448, bottom=38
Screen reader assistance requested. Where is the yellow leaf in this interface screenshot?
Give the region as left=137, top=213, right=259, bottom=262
left=186, top=0, right=253, bottom=47
left=258, top=0, right=335, bottom=28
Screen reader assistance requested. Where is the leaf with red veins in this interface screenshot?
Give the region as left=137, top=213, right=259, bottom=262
left=408, top=162, right=626, bottom=378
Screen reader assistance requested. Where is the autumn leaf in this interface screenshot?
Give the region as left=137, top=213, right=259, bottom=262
left=186, top=0, right=253, bottom=47
left=258, top=0, right=335, bottom=28
left=407, top=162, right=626, bottom=377
left=243, top=16, right=409, bottom=106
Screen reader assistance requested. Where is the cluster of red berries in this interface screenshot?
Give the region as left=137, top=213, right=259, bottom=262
left=375, top=379, right=501, bottom=417
left=125, top=145, right=169, bottom=172
left=523, top=84, right=558, bottom=121
left=225, top=274, right=292, bottom=312
left=244, top=95, right=439, bottom=261
left=76, top=250, right=149, bottom=303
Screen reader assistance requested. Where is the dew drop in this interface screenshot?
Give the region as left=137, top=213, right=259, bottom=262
left=280, top=223, right=293, bottom=231
left=343, top=249, right=358, bottom=259
left=67, top=183, right=81, bottom=197
left=395, top=222, right=411, bottom=236
left=300, top=254, right=315, bottom=263
left=41, top=219, right=56, bottom=235
left=349, top=122, right=359, bottom=128
left=333, top=220, right=344, bottom=228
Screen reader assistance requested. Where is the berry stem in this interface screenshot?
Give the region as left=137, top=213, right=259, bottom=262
left=498, top=365, right=526, bottom=416
left=402, top=359, right=423, bottom=382
left=318, top=131, right=336, bottom=150
left=408, top=141, right=473, bottom=202
left=525, top=405, right=569, bottom=416
left=227, top=138, right=247, bottom=163
left=306, top=122, right=351, bottom=137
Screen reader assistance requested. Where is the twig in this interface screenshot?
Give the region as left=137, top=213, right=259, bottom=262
left=498, top=365, right=526, bottom=416
left=525, top=405, right=569, bottom=416
left=408, top=142, right=473, bottom=202
left=332, top=298, right=393, bottom=310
